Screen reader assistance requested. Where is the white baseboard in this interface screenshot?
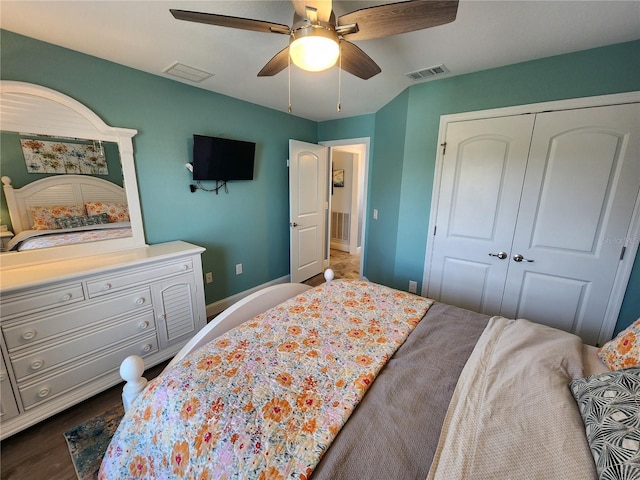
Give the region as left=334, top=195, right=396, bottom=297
left=206, top=275, right=291, bottom=319
left=330, top=241, right=349, bottom=252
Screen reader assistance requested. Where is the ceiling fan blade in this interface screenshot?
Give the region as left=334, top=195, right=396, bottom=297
left=170, top=9, right=291, bottom=35
left=291, top=0, right=333, bottom=23
left=258, top=46, right=291, bottom=77
left=339, top=41, right=381, bottom=80
left=338, top=0, right=458, bottom=41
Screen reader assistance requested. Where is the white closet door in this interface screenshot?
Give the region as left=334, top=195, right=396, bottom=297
left=501, top=103, right=640, bottom=345
left=427, top=115, right=535, bottom=314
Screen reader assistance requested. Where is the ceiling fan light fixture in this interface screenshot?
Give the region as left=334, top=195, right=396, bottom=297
left=289, top=26, right=339, bottom=72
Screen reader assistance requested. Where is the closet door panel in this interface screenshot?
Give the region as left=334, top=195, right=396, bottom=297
left=501, top=103, right=640, bottom=344
left=516, top=272, right=589, bottom=334
left=427, top=115, right=535, bottom=314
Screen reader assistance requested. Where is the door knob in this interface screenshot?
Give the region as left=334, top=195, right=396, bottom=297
left=513, top=254, right=534, bottom=263
left=290, top=222, right=299, bottom=227
left=488, top=252, right=508, bottom=260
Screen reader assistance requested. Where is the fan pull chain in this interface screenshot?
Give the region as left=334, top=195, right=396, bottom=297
left=288, top=53, right=292, bottom=113
left=337, top=43, right=342, bottom=113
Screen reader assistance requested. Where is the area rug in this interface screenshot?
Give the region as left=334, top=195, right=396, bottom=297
left=64, top=404, right=123, bottom=480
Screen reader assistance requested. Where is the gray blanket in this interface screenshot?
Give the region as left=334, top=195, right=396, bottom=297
left=312, top=302, right=490, bottom=480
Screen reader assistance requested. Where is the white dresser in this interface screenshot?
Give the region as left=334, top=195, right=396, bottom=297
left=0, top=241, right=207, bottom=439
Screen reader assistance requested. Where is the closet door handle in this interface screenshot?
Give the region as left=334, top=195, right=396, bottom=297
left=488, top=252, right=508, bottom=260
left=513, top=254, right=534, bottom=263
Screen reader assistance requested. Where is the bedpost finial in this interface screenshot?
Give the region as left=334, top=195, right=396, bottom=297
left=1, top=176, right=12, bottom=186
left=324, top=269, right=335, bottom=283
left=120, top=355, right=145, bottom=382
left=120, top=355, right=148, bottom=412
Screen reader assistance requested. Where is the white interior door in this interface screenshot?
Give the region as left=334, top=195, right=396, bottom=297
left=501, top=103, right=640, bottom=344
left=427, top=115, right=535, bottom=314
left=289, top=140, right=328, bottom=283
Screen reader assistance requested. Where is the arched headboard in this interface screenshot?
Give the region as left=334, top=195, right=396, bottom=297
left=0, top=81, right=145, bottom=267
left=2, top=175, right=127, bottom=234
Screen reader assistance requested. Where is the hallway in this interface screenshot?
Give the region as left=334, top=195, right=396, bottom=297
left=305, top=249, right=360, bottom=286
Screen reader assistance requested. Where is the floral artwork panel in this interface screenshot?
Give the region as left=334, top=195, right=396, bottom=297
left=20, top=139, right=108, bottom=175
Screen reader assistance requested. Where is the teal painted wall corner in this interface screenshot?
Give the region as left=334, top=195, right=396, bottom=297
left=1, top=29, right=317, bottom=304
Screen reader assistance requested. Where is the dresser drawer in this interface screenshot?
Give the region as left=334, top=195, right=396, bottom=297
left=86, top=259, right=194, bottom=298
left=3, top=287, right=152, bottom=352
left=1, top=283, right=85, bottom=319
left=18, top=334, right=159, bottom=410
left=10, top=310, right=156, bottom=382
left=1, top=352, right=19, bottom=422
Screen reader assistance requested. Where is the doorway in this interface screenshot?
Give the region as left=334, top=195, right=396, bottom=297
left=322, top=138, right=370, bottom=280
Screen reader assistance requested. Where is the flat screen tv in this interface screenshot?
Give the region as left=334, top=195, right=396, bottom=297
left=192, top=134, right=256, bottom=181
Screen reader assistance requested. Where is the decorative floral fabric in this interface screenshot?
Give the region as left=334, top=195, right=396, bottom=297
left=10, top=225, right=132, bottom=251
left=100, top=279, right=433, bottom=480
left=85, top=201, right=129, bottom=223
left=570, top=368, right=640, bottom=480
left=598, top=319, right=640, bottom=371
left=28, top=204, right=86, bottom=230
left=55, top=213, right=109, bottom=229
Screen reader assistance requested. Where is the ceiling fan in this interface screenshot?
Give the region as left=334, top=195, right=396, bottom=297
left=170, top=0, right=459, bottom=80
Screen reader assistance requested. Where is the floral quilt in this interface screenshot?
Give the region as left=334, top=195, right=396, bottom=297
left=100, top=279, right=433, bottom=479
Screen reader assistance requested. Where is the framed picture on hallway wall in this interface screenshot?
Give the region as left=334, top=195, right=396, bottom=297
left=333, top=169, right=344, bottom=188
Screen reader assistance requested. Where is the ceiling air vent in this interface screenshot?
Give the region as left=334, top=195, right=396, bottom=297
left=405, top=64, right=450, bottom=81
left=164, top=62, right=214, bottom=83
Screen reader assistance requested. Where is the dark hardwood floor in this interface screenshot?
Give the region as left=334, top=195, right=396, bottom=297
left=0, top=251, right=360, bottom=479
left=0, top=361, right=167, bottom=480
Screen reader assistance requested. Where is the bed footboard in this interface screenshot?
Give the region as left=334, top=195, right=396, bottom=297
left=119, top=270, right=334, bottom=411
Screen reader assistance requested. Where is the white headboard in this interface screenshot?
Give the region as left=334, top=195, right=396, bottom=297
left=2, top=175, right=127, bottom=234
left=0, top=81, right=145, bottom=269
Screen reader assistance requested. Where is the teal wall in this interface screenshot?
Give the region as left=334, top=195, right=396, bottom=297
left=1, top=29, right=638, bottom=335
left=322, top=40, right=639, bottom=335
left=1, top=30, right=317, bottom=302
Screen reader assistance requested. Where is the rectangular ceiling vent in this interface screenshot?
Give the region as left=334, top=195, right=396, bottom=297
left=405, top=64, right=450, bottom=81
left=164, top=62, right=214, bottom=83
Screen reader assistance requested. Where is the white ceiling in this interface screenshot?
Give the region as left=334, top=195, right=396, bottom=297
left=1, top=1, right=639, bottom=122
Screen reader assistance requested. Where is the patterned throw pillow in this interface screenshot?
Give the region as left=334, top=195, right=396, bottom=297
left=85, top=201, right=129, bottom=223
left=598, top=319, right=640, bottom=371
left=570, top=368, right=640, bottom=480
left=28, top=205, right=86, bottom=230
left=55, top=213, right=109, bottom=229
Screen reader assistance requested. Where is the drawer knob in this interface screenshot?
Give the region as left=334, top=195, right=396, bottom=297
left=135, top=297, right=146, bottom=305
left=31, top=359, right=45, bottom=371
left=22, top=329, right=37, bottom=341
left=37, top=387, right=51, bottom=398
left=102, top=283, right=112, bottom=291
left=61, top=293, right=72, bottom=301
left=138, top=321, right=149, bottom=330
left=181, top=264, right=189, bottom=271
left=142, top=343, right=153, bottom=353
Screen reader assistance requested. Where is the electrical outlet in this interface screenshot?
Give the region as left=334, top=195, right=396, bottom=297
left=373, top=209, right=378, bottom=220
left=236, top=263, right=243, bottom=275
left=205, top=272, right=213, bottom=283
left=408, top=280, right=417, bottom=293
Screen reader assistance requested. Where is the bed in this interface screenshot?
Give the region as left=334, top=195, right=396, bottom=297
left=1, top=175, right=132, bottom=251
left=100, top=273, right=640, bottom=480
